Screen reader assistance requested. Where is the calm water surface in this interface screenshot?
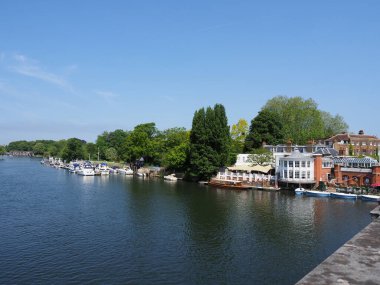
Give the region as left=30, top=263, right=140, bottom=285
left=0, top=157, right=375, bottom=284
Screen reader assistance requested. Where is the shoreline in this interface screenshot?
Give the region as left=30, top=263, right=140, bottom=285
left=296, top=205, right=380, bottom=284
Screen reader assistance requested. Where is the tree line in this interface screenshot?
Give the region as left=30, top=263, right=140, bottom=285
left=3, top=96, right=349, bottom=180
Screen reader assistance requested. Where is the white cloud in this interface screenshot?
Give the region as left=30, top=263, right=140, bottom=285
left=10, top=53, right=71, bottom=90
left=95, top=90, right=119, bottom=100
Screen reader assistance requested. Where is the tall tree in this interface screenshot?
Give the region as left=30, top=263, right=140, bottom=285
left=245, top=109, right=284, bottom=151
left=321, top=111, right=348, bottom=138
left=262, top=96, right=325, bottom=144
left=213, top=104, right=231, bottom=167
left=187, top=104, right=230, bottom=181
left=230, top=119, right=248, bottom=164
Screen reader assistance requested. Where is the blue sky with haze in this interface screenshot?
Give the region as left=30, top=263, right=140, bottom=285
left=1, top=0, right=379, bottom=144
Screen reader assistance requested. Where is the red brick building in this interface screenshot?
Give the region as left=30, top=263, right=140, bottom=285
left=325, top=130, right=380, bottom=157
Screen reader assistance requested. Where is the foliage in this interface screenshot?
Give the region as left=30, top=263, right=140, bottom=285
left=262, top=96, right=325, bottom=144
left=244, top=109, right=284, bottom=151
left=320, top=111, right=348, bottom=138
left=86, top=143, right=98, bottom=160
left=61, top=138, right=86, bottom=162
left=7, top=140, right=33, bottom=151
left=32, top=142, right=46, bottom=155
left=187, top=104, right=231, bottom=181
left=0, top=145, right=6, bottom=155
left=247, top=148, right=274, bottom=166
left=105, top=147, right=118, bottom=162
left=162, top=143, right=189, bottom=171
left=160, top=128, right=190, bottom=170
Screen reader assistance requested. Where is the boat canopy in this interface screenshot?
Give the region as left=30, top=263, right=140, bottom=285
left=227, top=165, right=272, bottom=173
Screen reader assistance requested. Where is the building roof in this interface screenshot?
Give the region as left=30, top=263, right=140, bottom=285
left=284, top=148, right=312, bottom=159
left=313, top=148, right=339, bottom=157
left=326, top=131, right=380, bottom=142
left=333, top=157, right=378, bottom=166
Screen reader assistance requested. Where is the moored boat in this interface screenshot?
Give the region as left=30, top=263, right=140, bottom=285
left=164, top=174, right=178, bottom=181
left=295, top=187, right=306, bottom=195
left=208, top=179, right=252, bottom=190
left=77, top=163, right=95, bottom=176
left=360, top=195, right=380, bottom=202
left=305, top=190, right=331, bottom=197
left=118, top=167, right=134, bottom=175
left=330, top=192, right=357, bottom=199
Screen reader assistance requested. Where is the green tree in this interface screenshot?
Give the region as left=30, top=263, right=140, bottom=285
left=187, top=104, right=230, bottom=181
left=105, top=147, right=118, bottom=162
left=0, top=145, right=6, bottom=155
left=231, top=119, right=248, bottom=148
left=162, top=143, right=189, bottom=171
left=247, top=148, right=274, bottom=166
left=61, top=138, right=86, bottom=162
left=32, top=142, right=46, bottom=155
left=321, top=111, right=349, bottom=138
left=245, top=109, right=284, bottom=151
left=86, top=142, right=98, bottom=160
left=107, top=129, right=128, bottom=159
left=262, top=96, right=325, bottom=144
left=7, top=140, right=32, bottom=151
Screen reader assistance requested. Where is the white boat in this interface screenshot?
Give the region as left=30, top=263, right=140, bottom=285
left=295, top=187, right=306, bottom=195
left=164, top=174, right=178, bottom=181
left=69, top=162, right=80, bottom=173
left=95, top=163, right=110, bottom=175
left=77, top=163, right=95, bottom=176
left=305, top=190, right=331, bottom=197
left=330, top=192, right=357, bottom=199
left=118, top=167, right=134, bottom=175
left=360, top=195, right=380, bottom=202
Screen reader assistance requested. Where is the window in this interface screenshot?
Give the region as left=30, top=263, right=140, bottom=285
left=295, top=171, right=300, bottom=179
left=289, top=161, right=293, bottom=167
left=301, top=171, right=306, bottom=179
left=284, top=161, right=287, bottom=167
left=301, top=161, right=306, bottom=167
left=307, top=161, right=311, bottom=167
left=289, top=171, right=293, bottom=178
left=307, top=171, right=310, bottom=179
left=295, top=161, right=300, bottom=167
left=284, top=171, right=288, bottom=178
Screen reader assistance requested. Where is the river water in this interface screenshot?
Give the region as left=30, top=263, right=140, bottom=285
left=0, top=157, right=375, bottom=284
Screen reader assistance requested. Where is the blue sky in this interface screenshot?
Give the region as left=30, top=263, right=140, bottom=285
left=1, top=0, right=379, bottom=144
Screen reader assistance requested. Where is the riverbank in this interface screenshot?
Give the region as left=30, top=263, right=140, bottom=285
left=296, top=206, right=380, bottom=284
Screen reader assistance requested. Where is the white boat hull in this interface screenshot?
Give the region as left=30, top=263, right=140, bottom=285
left=330, top=192, right=357, bottom=199
left=305, top=190, right=331, bottom=197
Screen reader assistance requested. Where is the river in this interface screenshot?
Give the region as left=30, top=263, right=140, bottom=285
left=0, top=157, right=375, bottom=284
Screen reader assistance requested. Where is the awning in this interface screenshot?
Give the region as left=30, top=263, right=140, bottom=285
left=371, top=183, right=380, bottom=187
left=227, top=165, right=273, bottom=173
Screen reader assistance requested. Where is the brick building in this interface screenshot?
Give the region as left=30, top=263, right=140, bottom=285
left=325, top=130, right=380, bottom=156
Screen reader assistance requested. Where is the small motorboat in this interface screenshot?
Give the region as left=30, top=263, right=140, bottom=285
left=164, top=174, right=178, bottom=181
left=305, top=190, right=331, bottom=197
left=295, top=188, right=306, bottom=195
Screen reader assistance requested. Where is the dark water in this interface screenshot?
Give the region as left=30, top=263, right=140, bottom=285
left=0, top=157, right=375, bottom=284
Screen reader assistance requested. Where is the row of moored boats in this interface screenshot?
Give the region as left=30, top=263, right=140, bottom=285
left=41, top=158, right=134, bottom=176
left=295, top=188, right=380, bottom=202
left=41, top=158, right=179, bottom=180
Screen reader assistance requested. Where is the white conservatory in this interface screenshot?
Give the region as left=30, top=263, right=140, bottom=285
left=278, top=149, right=315, bottom=185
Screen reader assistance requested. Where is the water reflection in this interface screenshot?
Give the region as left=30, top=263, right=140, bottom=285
left=0, top=158, right=374, bottom=285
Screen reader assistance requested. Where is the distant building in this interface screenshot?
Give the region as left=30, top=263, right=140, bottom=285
left=325, top=130, right=380, bottom=156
